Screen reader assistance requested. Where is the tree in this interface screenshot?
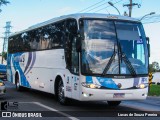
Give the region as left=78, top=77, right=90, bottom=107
left=0, top=0, right=10, bottom=12
left=149, top=64, right=155, bottom=73
left=152, top=61, right=159, bottom=71
left=2, top=52, right=7, bottom=60
left=149, top=62, right=160, bottom=73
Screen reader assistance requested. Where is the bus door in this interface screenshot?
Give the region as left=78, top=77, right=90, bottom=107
left=65, top=19, right=80, bottom=100
left=71, top=37, right=80, bottom=100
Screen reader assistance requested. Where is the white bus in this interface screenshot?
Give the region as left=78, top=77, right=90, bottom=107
left=7, top=13, right=150, bottom=106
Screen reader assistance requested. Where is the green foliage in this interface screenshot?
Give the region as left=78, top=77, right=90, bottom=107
left=0, top=0, right=10, bottom=12
left=149, top=62, right=160, bottom=73
left=148, top=85, right=160, bottom=96
left=2, top=52, right=7, bottom=60
left=0, top=0, right=10, bottom=5
left=149, top=64, right=154, bottom=73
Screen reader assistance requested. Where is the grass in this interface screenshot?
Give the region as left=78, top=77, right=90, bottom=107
left=148, top=84, right=160, bottom=96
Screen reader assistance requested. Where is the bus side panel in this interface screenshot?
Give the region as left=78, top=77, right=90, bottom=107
left=26, top=49, right=66, bottom=93
left=7, top=49, right=80, bottom=100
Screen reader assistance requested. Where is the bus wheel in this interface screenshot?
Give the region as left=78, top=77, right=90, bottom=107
left=57, top=79, right=68, bottom=105
left=15, top=74, right=22, bottom=91
left=107, top=101, right=121, bottom=106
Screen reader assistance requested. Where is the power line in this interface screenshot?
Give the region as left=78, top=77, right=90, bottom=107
left=78, top=0, right=106, bottom=13
left=78, top=0, right=119, bottom=13
left=85, top=1, right=110, bottom=13
left=94, top=6, right=109, bottom=13
left=94, top=0, right=123, bottom=13
left=78, top=0, right=124, bottom=14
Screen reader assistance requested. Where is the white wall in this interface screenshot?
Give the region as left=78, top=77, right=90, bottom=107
left=152, top=72, right=160, bottom=84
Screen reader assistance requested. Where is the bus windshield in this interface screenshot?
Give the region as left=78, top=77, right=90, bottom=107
left=81, top=19, right=148, bottom=76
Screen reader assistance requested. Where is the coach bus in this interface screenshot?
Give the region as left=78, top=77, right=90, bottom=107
left=7, top=13, right=150, bottom=106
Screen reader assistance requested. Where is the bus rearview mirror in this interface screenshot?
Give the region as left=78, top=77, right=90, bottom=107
left=146, top=37, right=150, bottom=57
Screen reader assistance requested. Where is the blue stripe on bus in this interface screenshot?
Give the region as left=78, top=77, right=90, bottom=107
left=24, top=52, right=32, bottom=74
left=96, top=77, right=119, bottom=90
left=25, top=52, right=36, bottom=75
left=12, top=53, right=31, bottom=88
left=86, top=76, right=93, bottom=84
left=86, top=76, right=119, bottom=89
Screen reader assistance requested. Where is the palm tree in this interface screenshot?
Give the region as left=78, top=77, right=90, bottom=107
left=0, top=0, right=10, bottom=12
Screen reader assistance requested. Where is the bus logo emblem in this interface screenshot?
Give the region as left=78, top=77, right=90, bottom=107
left=117, top=83, right=122, bottom=88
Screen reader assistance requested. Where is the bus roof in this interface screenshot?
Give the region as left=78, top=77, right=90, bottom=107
left=10, top=13, right=140, bottom=37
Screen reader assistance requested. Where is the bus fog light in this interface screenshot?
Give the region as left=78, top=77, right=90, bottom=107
left=0, top=82, right=4, bottom=86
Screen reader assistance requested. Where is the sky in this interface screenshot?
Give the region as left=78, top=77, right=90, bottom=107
left=0, top=0, right=160, bottom=64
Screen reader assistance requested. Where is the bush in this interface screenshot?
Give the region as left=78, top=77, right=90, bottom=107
left=149, top=85, right=160, bottom=96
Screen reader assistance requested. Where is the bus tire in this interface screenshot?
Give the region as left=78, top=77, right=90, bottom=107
left=107, top=101, right=121, bottom=106
left=15, top=73, right=23, bottom=91
left=57, top=79, right=68, bottom=105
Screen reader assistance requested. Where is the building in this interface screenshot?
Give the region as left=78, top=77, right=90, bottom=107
left=152, top=72, right=160, bottom=84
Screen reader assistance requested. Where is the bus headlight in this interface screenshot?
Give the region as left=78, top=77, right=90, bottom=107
left=81, top=82, right=101, bottom=89
left=136, top=83, right=148, bottom=89
left=0, top=82, right=4, bottom=86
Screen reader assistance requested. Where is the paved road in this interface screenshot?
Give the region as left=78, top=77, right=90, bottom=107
left=0, top=81, right=159, bottom=120
left=121, top=96, right=160, bottom=111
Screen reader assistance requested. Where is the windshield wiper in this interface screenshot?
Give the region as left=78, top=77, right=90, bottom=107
left=118, top=42, right=137, bottom=77
left=102, top=43, right=117, bottom=76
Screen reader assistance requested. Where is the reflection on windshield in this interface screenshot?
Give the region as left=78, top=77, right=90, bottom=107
left=81, top=20, right=119, bottom=74
left=116, top=22, right=148, bottom=75
left=81, top=19, right=148, bottom=76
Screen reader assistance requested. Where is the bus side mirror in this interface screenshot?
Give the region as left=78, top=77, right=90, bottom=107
left=146, top=37, right=150, bottom=57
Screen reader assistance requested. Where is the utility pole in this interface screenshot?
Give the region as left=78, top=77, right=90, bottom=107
left=1, top=21, right=11, bottom=64
left=123, top=0, right=141, bottom=17
left=129, top=0, right=132, bottom=17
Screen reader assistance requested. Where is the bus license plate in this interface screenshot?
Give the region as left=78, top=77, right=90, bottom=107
left=113, top=93, right=125, bottom=98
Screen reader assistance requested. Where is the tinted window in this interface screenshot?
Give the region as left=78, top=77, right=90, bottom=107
left=8, top=20, right=66, bottom=53
left=49, top=22, right=65, bottom=48
left=21, top=32, right=31, bottom=51
left=64, top=19, right=79, bottom=73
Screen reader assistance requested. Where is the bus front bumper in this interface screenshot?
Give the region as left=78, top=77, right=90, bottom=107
left=80, top=87, right=148, bottom=101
